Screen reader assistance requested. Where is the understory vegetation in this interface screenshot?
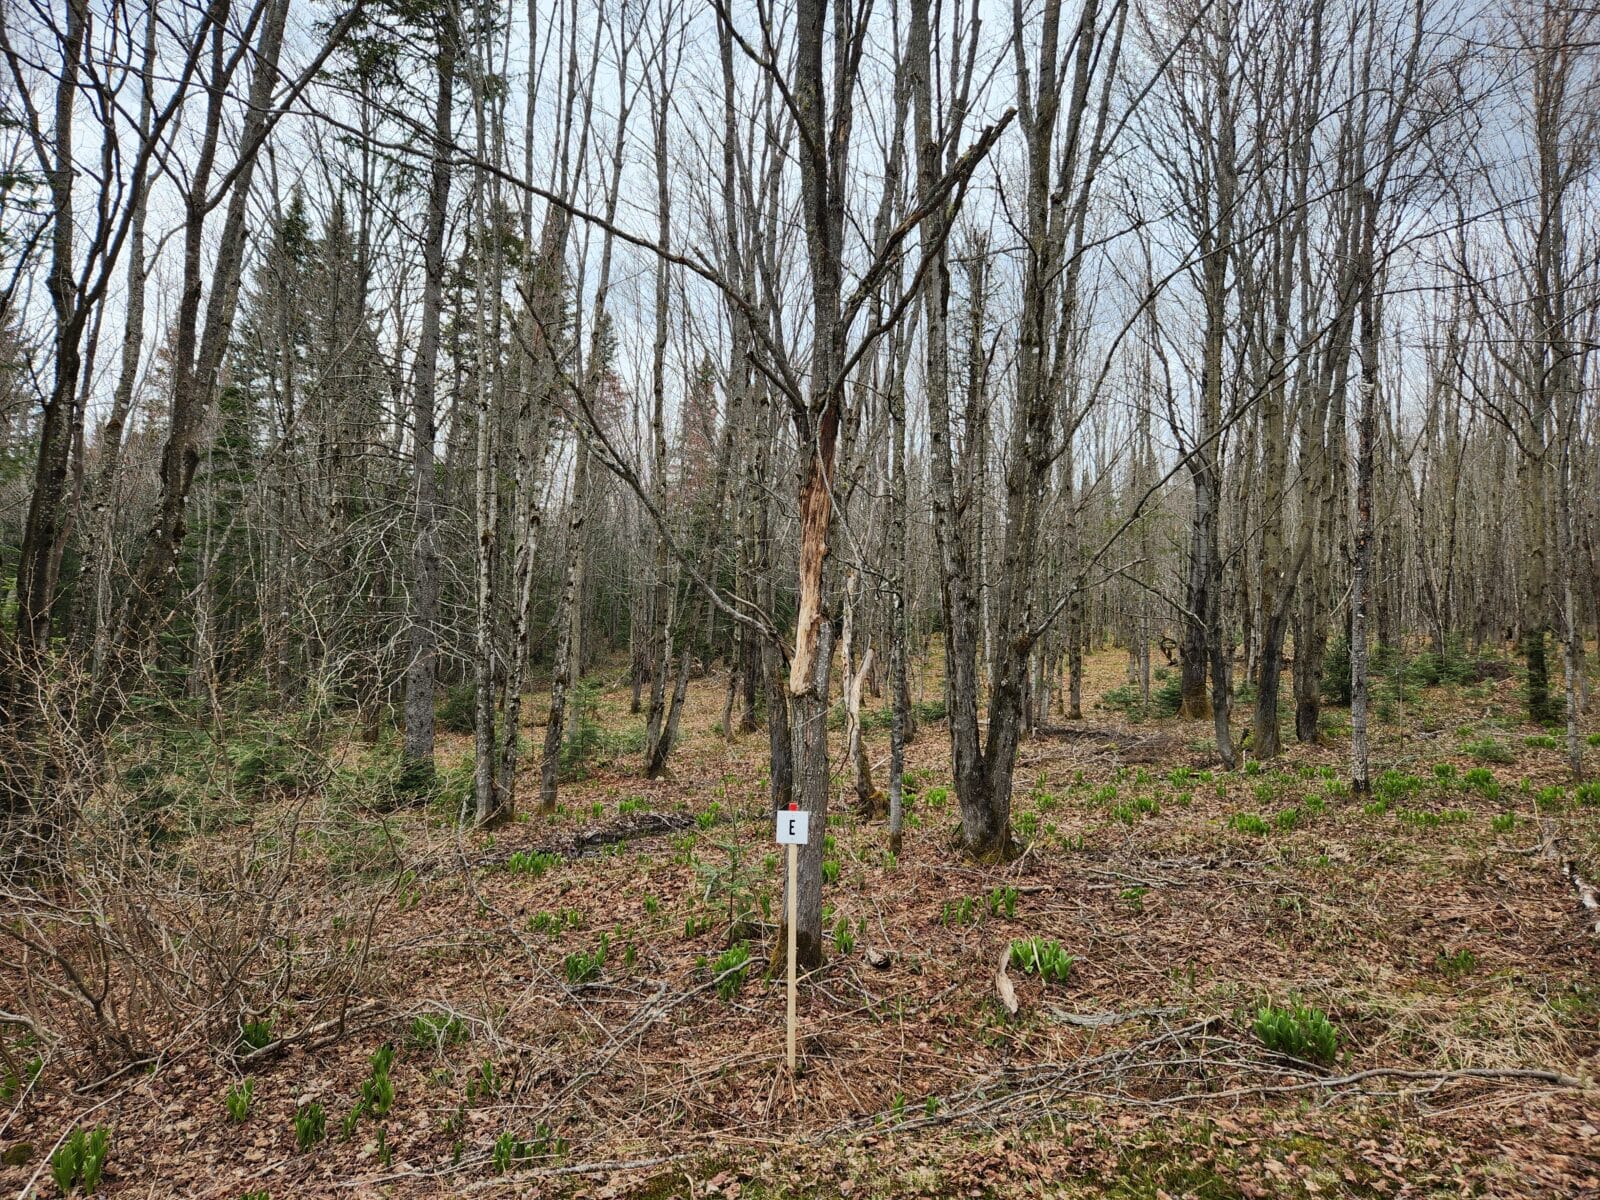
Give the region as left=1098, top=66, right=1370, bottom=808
left=1, top=648, right=1595, bottom=1197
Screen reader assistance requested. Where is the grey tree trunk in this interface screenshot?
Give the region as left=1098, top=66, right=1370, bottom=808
left=402, top=17, right=457, bottom=788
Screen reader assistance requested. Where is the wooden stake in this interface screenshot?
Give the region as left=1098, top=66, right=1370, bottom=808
left=786, top=839, right=798, bottom=1072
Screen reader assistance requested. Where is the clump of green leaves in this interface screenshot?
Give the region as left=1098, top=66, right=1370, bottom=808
left=50, top=1127, right=110, bottom=1195
left=683, top=912, right=713, bottom=938
left=224, top=1078, right=255, bottom=1122
left=238, top=1017, right=274, bottom=1053
left=1, top=1047, right=42, bottom=1102
left=1491, top=812, right=1516, bottom=833
left=1524, top=734, right=1559, bottom=750
left=529, top=908, right=584, bottom=936
left=293, top=1102, right=326, bottom=1151
left=941, top=895, right=980, bottom=927
left=1374, top=770, right=1425, bottom=805
left=505, top=849, right=559, bottom=878
left=408, top=1012, right=468, bottom=1052
left=1009, top=937, right=1074, bottom=984
left=564, top=934, right=610, bottom=985
left=1253, top=1002, right=1338, bottom=1065
left=359, top=1044, right=396, bottom=1118
left=466, top=1060, right=501, bottom=1103
left=491, top=1124, right=568, bottom=1173
left=1436, top=947, right=1477, bottom=977
left=1109, top=795, right=1160, bottom=825
left=712, top=942, right=752, bottom=1000
left=832, top=916, right=857, bottom=955
left=1228, top=812, right=1269, bottom=836
left=821, top=858, right=842, bottom=885
left=986, top=886, right=1018, bottom=920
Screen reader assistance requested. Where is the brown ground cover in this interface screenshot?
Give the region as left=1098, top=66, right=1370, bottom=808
left=3, top=649, right=1597, bottom=1198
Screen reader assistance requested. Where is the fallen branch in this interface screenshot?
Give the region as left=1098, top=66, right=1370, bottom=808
left=1136, top=1064, right=1587, bottom=1106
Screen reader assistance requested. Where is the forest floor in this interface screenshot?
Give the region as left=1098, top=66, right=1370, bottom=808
left=3, top=648, right=1599, bottom=1199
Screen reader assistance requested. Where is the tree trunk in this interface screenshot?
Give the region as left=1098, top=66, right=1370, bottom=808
left=401, top=18, right=457, bottom=789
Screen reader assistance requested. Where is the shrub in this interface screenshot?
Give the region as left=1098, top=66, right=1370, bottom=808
left=1254, top=1002, right=1338, bottom=1064
left=559, top=680, right=605, bottom=780
left=1152, top=673, right=1184, bottom=717
left=436, top=683, right=477, bottom=734
left=1100, top=684, right=1144, bottom=719
left=226, top=725, right=315, bottom=798
left=1102, top=675, right=1182, bottom=720
left=1462, top=737, right=1514, bottom=764
left=1320, top=636, right=1352, bottom=705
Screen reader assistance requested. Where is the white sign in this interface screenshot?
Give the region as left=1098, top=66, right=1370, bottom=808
left=775, top=809, right=810, bottom=845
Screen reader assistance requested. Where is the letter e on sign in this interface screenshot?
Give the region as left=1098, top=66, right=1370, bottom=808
left=775, top=810, right=810, bottom=845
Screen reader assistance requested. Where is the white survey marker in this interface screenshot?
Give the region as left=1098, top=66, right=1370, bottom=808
left=775, top=808, right=810, bottom=845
